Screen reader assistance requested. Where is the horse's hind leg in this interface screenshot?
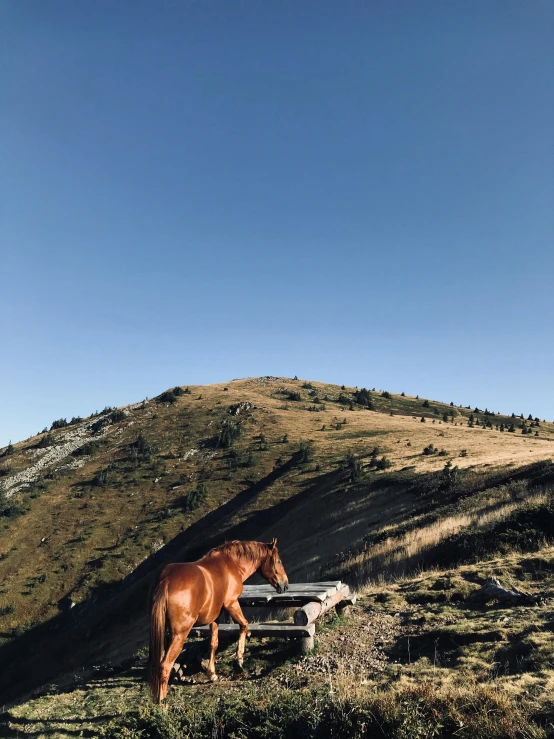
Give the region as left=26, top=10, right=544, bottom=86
left=159, top=621, right=193, bottom=701
left=201, top=622, right=219, bottom=681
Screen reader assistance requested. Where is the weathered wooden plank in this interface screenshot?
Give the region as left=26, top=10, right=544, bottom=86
left=241, top=584, right=338, bottom=602
left=190, top=623, right=315, bottom=639
left=239, top=596, right=332, bottom=607
left=243, top=582, right=337, bottom=589
left=243, top=592, right=336, bottom=599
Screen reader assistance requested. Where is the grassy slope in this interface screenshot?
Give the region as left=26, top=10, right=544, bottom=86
left=4, top=546, right=554, bottom=738
left=0, top=377, right=553, bottom=713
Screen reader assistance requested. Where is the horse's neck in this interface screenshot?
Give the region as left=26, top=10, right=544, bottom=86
left=231, top=544, right=265, bottom=582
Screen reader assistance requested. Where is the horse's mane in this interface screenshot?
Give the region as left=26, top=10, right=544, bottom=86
left=204, top=540, right=268, bottom=564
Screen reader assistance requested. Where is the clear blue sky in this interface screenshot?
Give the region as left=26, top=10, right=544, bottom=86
left=1, top=1, right=553, bottom=446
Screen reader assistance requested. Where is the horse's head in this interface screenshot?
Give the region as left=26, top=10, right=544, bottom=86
left=259, top=538, right=289, bottom=594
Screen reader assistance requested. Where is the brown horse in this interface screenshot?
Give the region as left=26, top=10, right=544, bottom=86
left=148, top=538, right=289, bottom=702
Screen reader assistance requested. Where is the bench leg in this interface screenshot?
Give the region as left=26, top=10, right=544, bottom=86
left=336, top=603, right=351, bottom=617
left=299, top=635, right=314, bottom=655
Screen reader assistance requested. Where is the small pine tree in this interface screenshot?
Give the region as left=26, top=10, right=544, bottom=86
left=282, top=434, right=288, bottom=443
left=375, top=456, right=392, bottom=470
left=401, top=391, right=405, bottom=397
left=298, top=442, right=312, bottom=464
left=422, top=399, right=430, bottom=408
left=4, top=441, right=14, bottom=457
left=420, top=416, right=426, bottom=423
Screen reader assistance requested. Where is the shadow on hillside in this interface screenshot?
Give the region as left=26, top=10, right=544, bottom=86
left=0, top=451, right=337, bottom=707
left=3, top=459, right=552, bottom=709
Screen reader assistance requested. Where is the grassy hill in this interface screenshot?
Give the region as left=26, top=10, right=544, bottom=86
left=1, top=376, right=554, bottom=735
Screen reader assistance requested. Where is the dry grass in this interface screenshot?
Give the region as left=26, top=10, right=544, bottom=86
left=342, top=489, right=551, bottom=584
left=1, top=376, right=553, bottom=709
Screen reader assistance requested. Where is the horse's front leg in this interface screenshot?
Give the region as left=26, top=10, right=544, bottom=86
left=225, top=600, right=249, bottom=671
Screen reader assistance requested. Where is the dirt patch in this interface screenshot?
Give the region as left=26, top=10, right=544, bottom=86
left=295, top=602, right=403, bottom=679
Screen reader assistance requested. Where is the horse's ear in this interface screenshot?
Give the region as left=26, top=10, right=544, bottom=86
left=269, top=538, right=277, bottom=549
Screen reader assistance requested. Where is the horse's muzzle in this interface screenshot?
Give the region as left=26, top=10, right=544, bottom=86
left=276, top=581, right=289, bottom=594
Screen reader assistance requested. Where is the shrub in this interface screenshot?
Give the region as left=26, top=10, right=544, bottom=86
left=422, top=400, right=430, bottom=408
left=93, top=468, right=110, bottom=487
left=36, top=434, right=54, bottom=449
left=72, top=440, right=103, bottom=457
left=422, top=444, right=436, bottom=455
left=50, top=418, right=68, bottom=430
left=286, top=390, right=302, bottom=402
left=401, top=391, right=405, bottom=397
left=353, top=388, right=373, bottom=408
left=381, top=391, right=392, bottom=399
left=181, top=484, right=207, bottom=512
left=337, top=393, right=351, bottom=405
left=368, top=447, right=386, bottom=469
left=0, top=602, right=15, bottom=617
left=0, top=491, right=26, bottom=519
left=298, top=442, right=312, bottom=464
left=108, top=409, right=126, bottom=423
left=2, top=442, right=14, bottom=457
left=302, top=382, right=314, bottom=389
left=217, top=420, right=241, bottom=448
left=420, top=417, right=426, bottom=423
left=157, top=390, right=177, bottom=404
left=157, top=387, right=186, bottom=404
left=375, top=456, right=392, bottom=470
left=130, top=432, right=154, bottom=462
left=342, top=451, right=363, bottom=482
left=459, top=449, right=468, bottom=457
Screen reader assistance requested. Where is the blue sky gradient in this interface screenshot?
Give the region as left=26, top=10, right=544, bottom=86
left=1, top=1, right=553, bottom=445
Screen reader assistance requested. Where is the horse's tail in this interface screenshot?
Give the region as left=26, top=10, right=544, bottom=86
left=148, top=575, right=168, bottom=702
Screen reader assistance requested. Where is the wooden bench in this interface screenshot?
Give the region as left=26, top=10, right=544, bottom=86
left=190, top=580, right=356, bottom=654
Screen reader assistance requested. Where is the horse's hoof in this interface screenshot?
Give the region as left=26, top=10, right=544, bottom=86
left=233, top=659, right=244, bottom=673
left=210, top=673, right=219, bottom=682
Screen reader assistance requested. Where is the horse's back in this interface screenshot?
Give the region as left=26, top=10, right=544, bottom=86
left=160, top=557, right=242, bottom=627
